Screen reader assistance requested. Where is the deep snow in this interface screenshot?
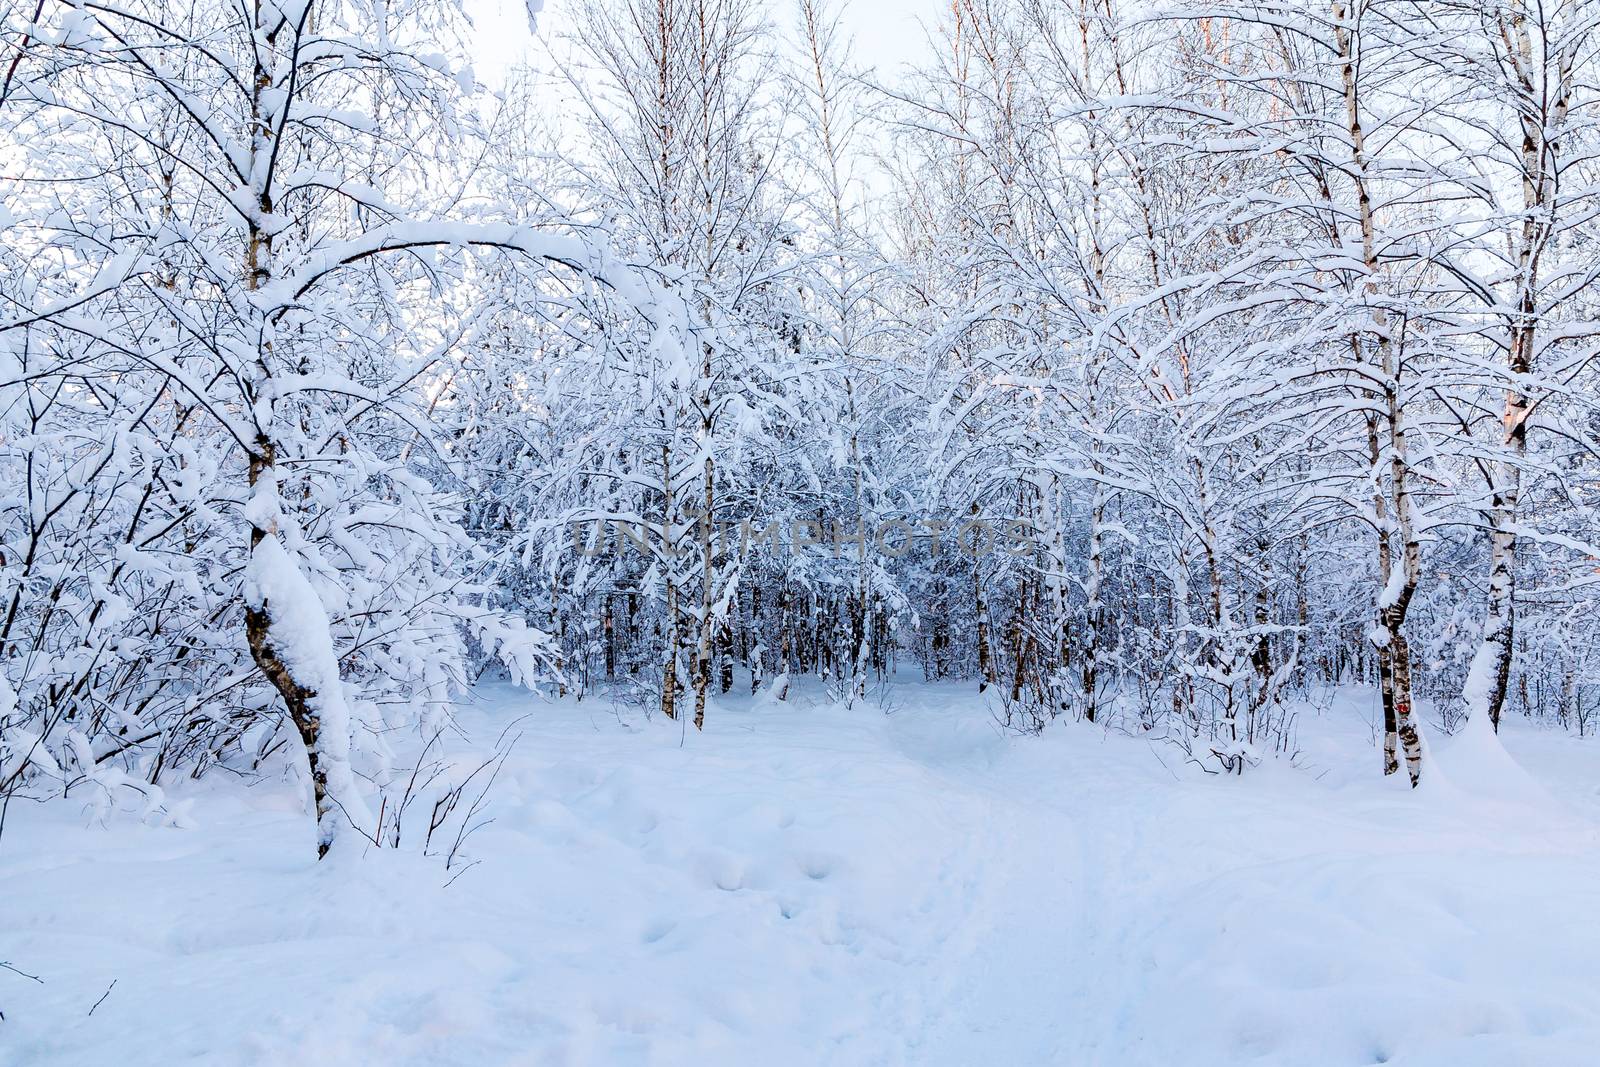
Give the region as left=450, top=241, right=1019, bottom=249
left=3, top=681, right=1599, bottom=1065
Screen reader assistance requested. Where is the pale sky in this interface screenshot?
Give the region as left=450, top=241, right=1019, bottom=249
left=462, top=0, right=939, bottom=87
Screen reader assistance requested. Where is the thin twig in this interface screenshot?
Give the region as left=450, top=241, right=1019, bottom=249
left=0, top=961, right=42, bottom=982
left=88, top=979, right=116, bottom=1017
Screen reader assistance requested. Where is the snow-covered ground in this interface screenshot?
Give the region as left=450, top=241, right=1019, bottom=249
left=4, top=681, right=1599, bottom=1065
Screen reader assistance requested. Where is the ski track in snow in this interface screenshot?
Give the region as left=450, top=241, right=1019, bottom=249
left=4, top=681, right=1600, bottom=1066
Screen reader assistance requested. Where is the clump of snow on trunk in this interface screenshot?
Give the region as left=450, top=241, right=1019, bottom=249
left=245, top=531, right=374, bottom=854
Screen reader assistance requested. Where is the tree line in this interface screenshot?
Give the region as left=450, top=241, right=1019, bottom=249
left=2, top=0, right=1597, bottom=853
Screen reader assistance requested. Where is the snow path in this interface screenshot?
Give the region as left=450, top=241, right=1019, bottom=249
left=4, top=682, right=1600, bottom=1065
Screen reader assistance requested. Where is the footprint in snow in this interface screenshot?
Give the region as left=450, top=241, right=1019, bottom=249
left=695, top=849, right=746, bottom=891
left=796, top=852, right=839, bottom=881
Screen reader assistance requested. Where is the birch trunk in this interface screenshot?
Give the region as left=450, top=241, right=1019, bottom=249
left=660, top=443, right=679, bottom=722
left=1337, top=0, right=1421, bottom=783
left=238, top=0, right=370, bottom=854
left=1466, top=0, right=1569, bottom=731
left=1081, top=475, right=1107, bottom=723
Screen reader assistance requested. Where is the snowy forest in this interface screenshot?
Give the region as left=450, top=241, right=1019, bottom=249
left=3, top=0, right=1600, bottom=1061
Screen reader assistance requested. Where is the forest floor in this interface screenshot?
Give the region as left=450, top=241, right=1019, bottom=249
left=3, top=678, right=1600, bottom=1065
